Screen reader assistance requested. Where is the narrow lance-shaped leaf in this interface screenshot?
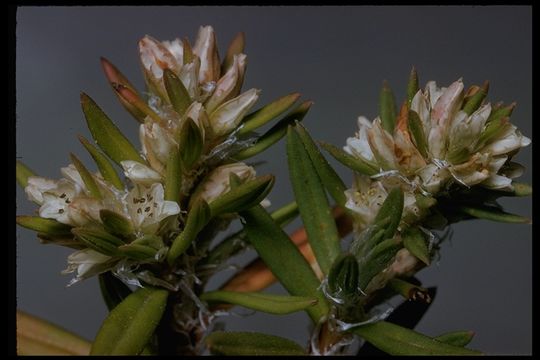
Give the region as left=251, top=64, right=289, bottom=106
left=16, top=216, right=72, bottom=236
left=234, top=101, right=312, bottom=160
left=118, top=243, right=158, bottom=261
left=434, top=331, right=475, bottom=347
left=407, top=110, right=429, bottom=158
left=205, top=331, right=306, bottom=356
left=240, top=205, right=329, bottom=322
left=200, top=291, right=317, bottom=315
left=295, top=123, right=347, bottom=207
left=380, top=80, right=397, bottom=133
left=17, top=310, right=91, bottom=355
left=373, top=187, right=404, bottom=240
left=91, top=287, right=168, bottom=355
left=208, top=175, right=275, bottom=217
left=388, top=278, right=431, bottom=303
left=358, top=237, right=402, bottom=291
left=16, top=160, right=35, bottom=188
left=80, top=93, right=144, bottom=165
left=203, top=201, right=299, bottom=266
left=178, top=118, right=203, bottom=169
left=402, top=227, right=431, bottom=265
left=98, top=272, right=132, bottom=311
left=100, top=57, right=147, bottom=123
left=112, top=83, right=164, bottom=124
left=78, top=135, right=124, bottom=190
left=319, top=141, right=379, bottom=176
left=327, top=253, right=359, bottom=297
left=458, top=205, right=531, bottom=224
left=99, top=210, right=134, bottom=238
left=167, top=199, right=211, bottom=264
left=164, top=145, right=182, bottom=203
left=163, top=68, right=192, bottom=116
left=70, top=153, right=102, bottom=199
left=287, top=125, right=340, bottom=274
left=221, top=31, right=245, bottom=74
left=71, top=226, right=124, bottom=256
left=238, top=92, right=301, bottom=136
left=406, top=67, right=419, bottom=106
left=462, top=81, right=489, bottom=115
left=350, top=321, right=481, bottom=355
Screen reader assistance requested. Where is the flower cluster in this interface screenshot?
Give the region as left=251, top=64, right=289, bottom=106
left=18, top=26, right=299, bottom=286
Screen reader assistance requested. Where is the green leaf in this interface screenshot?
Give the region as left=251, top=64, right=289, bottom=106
left=98, top=272, right=132, bottom=311
left=99, top=210, right=134, bottom=238
left=358, top=237, right=401, bottom=291
left=462, top=81, right=489, bottom=115
left=379, top=80, right=397, bottom=133
left=131, top=234, right=164, bottom=249
left=78, top=135, right=124, bottom=190
left=200, top=291, right=317, bottom=315
left=221, top=32, right=245, bottom=74
left=407, top=110, right=429, bottom=158
left=406, top=67, right=419, bottom=106
left=388, top=278, right=431, bottom=303
left=164, top=146, right=182, bottom=203
left=71, top=226, right=124, bottom=256
left=327, top=253, right=360, bottom=297
left=118, top=243, right=158, bottom=261
left=287, top=126, right=341, bottom=274
left=16, top=160, right=36, bottom=188
left=167, top=198, right=211, bottom=264
left=69, top=153, right=102, bottom=199
left=91, top=287, right=168, bottom=355
left=240, top=205, right=329, bottom=322
left=209, top=175, right=275, bottom=217
left=16, top=216, right=72, bottom=236
left=80, top=93, right=145, bottom=165
left=203, top=201, right=299, bottom=266
left=319, top=141, right=379, bottom=176
left=17, top=310, right=91, bottom=355
left=112, top=83, right=163, bottom=124
left=238, top=93, right=301, bottom=136
left=434, top=331, right=475, bottom=347
left=458, top=205, right=531, bottom=224
left=205, top=331, right=306, bottom=356
left=350, top=321, right=481, bottom=355
left=373, top=187, right=404, bottom=240
left=100, top=57, right=147, bottom=123
left=295, top=123, right=347, bottom=207
left=402, top=227, right=430, bottom=265
left=234, top=101, right=312, bottom=160
left=178, top=118, right=203, bottom=169
left=163, top=68, right=192, bottom=116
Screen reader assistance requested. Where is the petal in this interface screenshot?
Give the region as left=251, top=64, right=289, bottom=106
left=425, top=81, right=444, bottom=108
left=25, top=176, right=57, bottom=204
left=410, top=90, right=431, bottom=136
left=367, top=118, right=397, bottom=170
left=198, top=162, right=256, bottom=203
left=183, top=102, right=208, bottom=140
left=431, top=79, right=464, bottom=128
left=209, top=88, right=260, bottom=137
left=162, top=38, right=184, bottom=64
left=193, top=25, right=220, bottom=83
left=121, top=160, right=162, bottom=185
left=139, top=35, right=179, bottom=80
left=179, top=58, right=201, bottom=99
left=482, top=174, right=512, bottom=190
left=484, top=125, right=530, bottom=155
left=60, top=164, right=85, bottom=189
left=143, top=122, right=177, bottom=163
left=205, top=54, right=241, bottom=113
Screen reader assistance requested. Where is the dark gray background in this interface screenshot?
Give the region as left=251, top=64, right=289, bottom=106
left=16, top=6, right=532, bottom=355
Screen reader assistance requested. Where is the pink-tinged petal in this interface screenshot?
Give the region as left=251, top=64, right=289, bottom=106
left=209, top=88, right=260, bottom=137
left=425, top=81, right=444, bottom=109
left=121, top=160, right=162, bottom=186
left=367, top=118, right=397, bottom=170
left=205, top=54, right=241, bottom=113
left=431, top=79, right=464, bottom=129
left=484, top=125, right=530, bottom=155
left=139, top=35, right=179, bottom=80
left=162, top=38, right=184, bottom=64
left=25, top=177, right=57, bottom=204
left=482, top=174, right=512, bottom=190
left=410, top=90, right=431, bottom=137
left=193, top=26, right=220, bottom=84
left=393, top=130, right=427, bottom=174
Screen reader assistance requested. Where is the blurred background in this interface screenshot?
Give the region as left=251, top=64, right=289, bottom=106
left=16, top=6, right=532, bottom=355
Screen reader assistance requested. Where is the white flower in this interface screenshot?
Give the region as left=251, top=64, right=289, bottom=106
left=197, top=163, right=256, bottom=203
left=192, top=25, right=220, bottom=84
left=208, top=88, right=260, bottom=137
left=125, top=183, right=180, bottom=233
left=344, top=116, right=375, bottom=162
left=121, top=161, right=162, bottom=187
left=62, top=248, right=115, bottom=285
